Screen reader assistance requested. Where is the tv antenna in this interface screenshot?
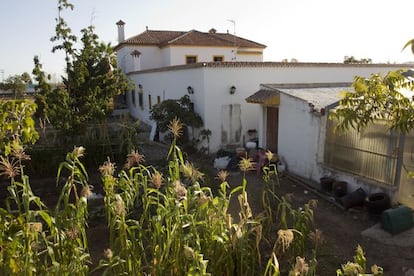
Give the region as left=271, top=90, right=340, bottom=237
left=227, top=19, right=236, bottom=60
left=227, top=19, right=236, bottom=35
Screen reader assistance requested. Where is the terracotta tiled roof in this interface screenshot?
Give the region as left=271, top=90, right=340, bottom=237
left=117, top=29, right=266, bottom=49
left=245, top=89, right=278, bottom=104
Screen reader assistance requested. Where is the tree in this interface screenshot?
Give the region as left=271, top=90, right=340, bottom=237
left=150, top=95, right=203, bottom=142
left=33, top=0, right=131, bottom=135
left=333, top=40, right=414, bottom=133
left=330, top=70, right=414, bottom=133
left=0, top=100, right=39, bottom=155
left=0, top=73, right=31, bottom=99
left=344, top=56, right=372, bottom=64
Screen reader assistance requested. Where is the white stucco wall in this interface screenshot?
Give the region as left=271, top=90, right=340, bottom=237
left=127, top=68, right=205, bottom=126
left=124, top=63, right=407, bottom=153
left=167, top=46, right=262, bottom=64
left=136, top=46, right=164, bottom=70
left=277, top=94, right=322, bottom=180
left=119, top=45, right=263, bottom=72
left=116, top=45, right=165, bottom=72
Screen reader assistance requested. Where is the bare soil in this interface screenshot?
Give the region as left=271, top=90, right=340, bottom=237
left=6, top=140, right=414, bottom=275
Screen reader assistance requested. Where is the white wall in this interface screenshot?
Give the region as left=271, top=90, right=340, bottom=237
left=127, top=68, right=205, bottom=126
left=277, top=94, right=322, bottom=180
left=125, top=63, right=407, bottom=153
left=119, top=45, right=263, bottom=71
left=168, top=46, right=262, bottom=65
left=116, top=45, right=165, bottom=72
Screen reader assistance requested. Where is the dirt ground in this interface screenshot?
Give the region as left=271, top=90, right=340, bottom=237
left=5, top=140, right=414, bottom=275
left=225, top=172, right=414, bottom=275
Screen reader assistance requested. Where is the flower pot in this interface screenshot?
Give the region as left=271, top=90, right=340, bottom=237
left=365, top=192, right=391, bottom=214
left=320, top=177, right=334, bottom=192
left=332, top=181, right=347, bottom=198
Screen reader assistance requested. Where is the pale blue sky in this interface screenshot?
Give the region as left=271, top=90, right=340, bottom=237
left=1, top=0, right=414, bottom=80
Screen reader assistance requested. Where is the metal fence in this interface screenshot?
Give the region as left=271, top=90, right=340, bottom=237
left=324, top=117, right=399, bottom=186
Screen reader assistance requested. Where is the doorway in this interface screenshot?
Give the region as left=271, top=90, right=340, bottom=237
left=266, top=107, right=279, bottom=153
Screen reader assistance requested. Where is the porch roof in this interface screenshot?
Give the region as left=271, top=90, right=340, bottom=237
left=247, top=83, right=353, bottom=109
left=245, top=89, right=279, bottom=105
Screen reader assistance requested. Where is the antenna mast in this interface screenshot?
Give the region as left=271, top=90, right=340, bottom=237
left=227, top=19, right=236, bottom=61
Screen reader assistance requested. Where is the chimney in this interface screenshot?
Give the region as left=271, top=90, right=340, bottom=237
left=116, top=20, right=125, bottom=43
left=208, top=28, right=217, bottom=34
left=130, top=50, right=141, bottom=72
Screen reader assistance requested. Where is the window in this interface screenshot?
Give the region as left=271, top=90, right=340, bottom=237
left=138, top=84, right=143, bottom=108
left=138, top=93, right=143, bottom=108
left=213, top=56, right=224, bottom=62
left=157, top=95, right=161, bottom=104
left=148, top=94, right=152, bottom=109
left=131, top=89, right=136, bottom=107
left=186, top=55, right=197, bottom=64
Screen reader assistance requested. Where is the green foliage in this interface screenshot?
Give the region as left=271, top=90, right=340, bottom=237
left=94, top=121, right=320, bottom=275
left=33, top=0, right=131, bottom=135
left=150, top=95, right=203, bottom=141
left=343, top=56, right=372, bottom=64
left=0, top=100, right=39, bottom=155
left=336, top=245, right=383, bottom=276
left=0, top=117, right=381, bottom=275
left=330, top=70, right=414, bottom=133
left=0, top=143, right=90, bottom=274
left=0, top=73, right=31, bottom=99
left=199, top=128, right=212, bottom=154
left=402, top=38, right=414, bottom=55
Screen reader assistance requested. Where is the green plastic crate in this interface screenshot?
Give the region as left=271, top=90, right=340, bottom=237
left=381, top=206, right=414, bottom=234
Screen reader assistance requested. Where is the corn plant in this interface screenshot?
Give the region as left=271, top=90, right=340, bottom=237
left=50, top=146, right=91, bottom=274
left=0, top=142, right=49, bottom=274
left=95, top=118, right=267, bottom=275
left=336, top=245, right=383, bottom=276
left=0, top=140, right=92, bottom=274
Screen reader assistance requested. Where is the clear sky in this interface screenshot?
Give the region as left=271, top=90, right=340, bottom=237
left=1, top=0, right=414, bottom=80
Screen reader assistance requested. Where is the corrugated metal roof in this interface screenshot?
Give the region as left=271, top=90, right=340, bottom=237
left=263, top=83, right=353, bottom=109
left=246, top=83, right=353, bottom=109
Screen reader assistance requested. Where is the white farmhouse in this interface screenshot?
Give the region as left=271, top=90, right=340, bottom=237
left=114, top=20, right=408, bottom=155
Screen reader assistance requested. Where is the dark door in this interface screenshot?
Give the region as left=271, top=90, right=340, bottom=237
left=266, top=107, right=278, bottom=153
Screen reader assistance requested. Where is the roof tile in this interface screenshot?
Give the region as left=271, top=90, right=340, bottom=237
left=118, top=29, right=266, bottom=49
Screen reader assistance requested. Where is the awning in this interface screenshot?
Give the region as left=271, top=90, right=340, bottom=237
left=245, top=89, right=280, bottom=106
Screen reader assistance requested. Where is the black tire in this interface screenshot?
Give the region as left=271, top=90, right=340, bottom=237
left=365, top=193, right=391, bottom=214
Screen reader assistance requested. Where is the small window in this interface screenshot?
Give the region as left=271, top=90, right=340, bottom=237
left=148, top=94, right=152, bottom=109
left=138, top=85, right=143, bottom=108
left=131, top=89, right=136, bottom=107
left=138, top=93, right=143, bottom=108
left=186, top=55, right=197, bottom=64
left=213, top=56, right=224, bottom=62
left=157, top=95, right=161, bottom=104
